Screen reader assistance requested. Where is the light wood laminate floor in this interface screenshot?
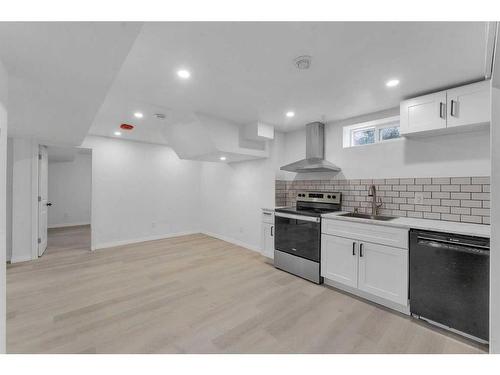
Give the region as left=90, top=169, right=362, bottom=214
left=7, top=226, right=487, bottom=353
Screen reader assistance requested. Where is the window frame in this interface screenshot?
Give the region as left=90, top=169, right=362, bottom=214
left=343, top=116, right=401, bottom=148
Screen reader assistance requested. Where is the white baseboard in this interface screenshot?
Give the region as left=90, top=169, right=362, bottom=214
left=92, top=230, right=261, bottom=255
left=9, top=255, right=34, bottom=264
left=201, top=231, right=260, bottom=253
left=49, top=222, right=90, bottom=229
left=92, top=231, right=199, bottom=251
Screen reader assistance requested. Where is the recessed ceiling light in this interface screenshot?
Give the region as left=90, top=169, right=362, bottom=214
left=220, top=156, right=226, bottom=161
left=386, top=79, right=400, bottom=87
left=114, top=131, right=122, bottom=136
left=134, top=112, right=143, bottom=119
left=177, top=69, right=191, bottom=79
left=286, top=111, right=295, bottom=118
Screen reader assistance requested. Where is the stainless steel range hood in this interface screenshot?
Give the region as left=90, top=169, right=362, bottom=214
left=280, top=122, right=341, bottom=173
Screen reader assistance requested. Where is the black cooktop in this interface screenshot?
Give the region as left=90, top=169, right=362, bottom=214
left=275, top=206, right=339, bottom=217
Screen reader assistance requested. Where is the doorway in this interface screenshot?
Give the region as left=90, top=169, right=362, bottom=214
left=38, top=145, right=92, bottom=256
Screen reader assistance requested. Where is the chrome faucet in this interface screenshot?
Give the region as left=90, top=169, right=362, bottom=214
left=368, top=184, right=383, bottom=216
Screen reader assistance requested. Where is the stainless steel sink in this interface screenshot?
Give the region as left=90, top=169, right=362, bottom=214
left=339, top=212, right=396, bottom=221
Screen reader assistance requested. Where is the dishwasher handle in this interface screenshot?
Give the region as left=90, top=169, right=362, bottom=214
left=417, top=238, right=490, bottom=256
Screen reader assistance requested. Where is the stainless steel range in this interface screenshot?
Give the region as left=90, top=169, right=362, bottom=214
left=274, top=191, right=342, bottom=284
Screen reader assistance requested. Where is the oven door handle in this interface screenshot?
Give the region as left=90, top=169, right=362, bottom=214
left=274, top=212, right=321, bottom=223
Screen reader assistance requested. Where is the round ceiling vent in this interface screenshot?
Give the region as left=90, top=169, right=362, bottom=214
left=293, top=55, right=312, bottom=70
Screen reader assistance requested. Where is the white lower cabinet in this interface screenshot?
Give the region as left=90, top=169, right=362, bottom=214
left=321, top=235, right=358, bottom=288
left=260, top=211, right=274, bottom=259
left=321, top=228, right=409, bottom=311
left=357, top=242, right=408, bottom=306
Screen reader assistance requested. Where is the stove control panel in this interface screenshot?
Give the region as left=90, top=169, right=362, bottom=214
left=296, top=191, right=341, bottom=204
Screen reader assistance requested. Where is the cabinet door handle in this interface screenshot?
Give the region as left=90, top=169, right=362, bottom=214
left=359, top=243, right=364, bottom=257
left=450, top=99, right=457, bottom=117
left=439, top=102, right=446, bottom=119
left=271, top=226, right=273, bottom=237
left=352, top=241, right=356, bottom=256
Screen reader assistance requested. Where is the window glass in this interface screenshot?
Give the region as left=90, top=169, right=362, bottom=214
left=352, top=128, right=375, bottom=146
left=379, top=126, right=400, bottom=141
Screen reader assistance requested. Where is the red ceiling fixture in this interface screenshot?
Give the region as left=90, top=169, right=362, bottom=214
left=120, top=123, right=134, bottom=130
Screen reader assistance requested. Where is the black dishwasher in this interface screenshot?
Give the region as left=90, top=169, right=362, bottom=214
left=409, top=229, right=489, bottom=342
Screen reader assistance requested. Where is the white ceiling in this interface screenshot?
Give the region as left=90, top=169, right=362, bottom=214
left=0, top=22, right=489, bottom=147
left=89, top=22, right=489, bottom=144
left=0, top=22, right=142, bottom=145
left=47, top=146, right=91, bottom=163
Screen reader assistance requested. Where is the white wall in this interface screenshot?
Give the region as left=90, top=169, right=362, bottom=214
left=6, top=138, right=12, bottom=262
left=82, top=136, right=203, bottom=249
left=491, top=86, right=499, bottom=353
left=0, top=57, right=8, bottom=353
left=490, top=35, right=500, bottom=353
left=282, top=108, right=491, bottom=181
left=10, top=137, right=37, bottom=263
left=48, top=151, right=91, bottom=228
left=200, top=132, right=286, bottom=250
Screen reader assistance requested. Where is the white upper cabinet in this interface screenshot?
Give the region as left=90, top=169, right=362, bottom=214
left=400, top=91, right=447, bottom=135
left=446, top=80, right=490, bottom=128
left=400, top=80, right=490, bottom=136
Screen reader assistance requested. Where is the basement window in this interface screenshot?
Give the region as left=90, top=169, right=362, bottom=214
left=343, top=116, right=401, bottom=148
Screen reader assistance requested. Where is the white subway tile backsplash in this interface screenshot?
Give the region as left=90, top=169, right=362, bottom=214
left=451, top=192, right=470, bottom=200
left=472, top=177, right=490, bottom=184
left=441, top=214, right=460, bottom=222
left=424, top=212, right=441, bottom=220
left=432, top=177, right=450, bottom=184
left=407, top=211, right=423, bottom=218
left=451, top=177, right=471, bottom=184
left=407, top=185, right=423, bottom=192
left=461, top=215, right=482, bottom=224
left=451, top=207, right=471, bottom=215
left=441, top=199, right=460, bottom=207
left=460, top=185, right=482, bottom=192
left=416, top=178, right=432, bottom=185
left=471, top=208, right=490, bottom=216
left=276, top=176, right=490, bottom=225
left=461, top=200, right=482, bottom=208
left=432, top=192, right=450, bottom=199
left=424, top=185, right=440, bottom=192
left=472, top=192, right=490, bottom=200
left=432, top=206, right=450, bottom=213
left=441, top=185, right=460, bottom=192
left=399, top=178, right=415, bottom=185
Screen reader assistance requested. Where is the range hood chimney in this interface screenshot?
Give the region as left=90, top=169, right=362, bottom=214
left=280, top=122, right=341, bottom=173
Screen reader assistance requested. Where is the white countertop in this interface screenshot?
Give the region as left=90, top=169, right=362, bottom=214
left=262, top=207, right=275, bottom=212
left=321, top=211, right=490, bottom=238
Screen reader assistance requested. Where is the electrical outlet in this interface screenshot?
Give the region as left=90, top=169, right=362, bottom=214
left=414, top=192, right=424, bottom=205
left=151, top=222, right=156, bottom=228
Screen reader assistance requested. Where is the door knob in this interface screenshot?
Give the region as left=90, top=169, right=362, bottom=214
left=46, top=202, right=52, bottom=207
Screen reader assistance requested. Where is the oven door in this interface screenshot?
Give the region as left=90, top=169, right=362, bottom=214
left=274, top=212, right=321, bottom=262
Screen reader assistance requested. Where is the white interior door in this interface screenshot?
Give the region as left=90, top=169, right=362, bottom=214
left=38, top=145, right=48, bottom=256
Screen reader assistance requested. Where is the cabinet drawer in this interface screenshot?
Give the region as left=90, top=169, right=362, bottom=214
left=322, top=219, right=408, bottom=249
left=262, top=211, right=274, bottom=224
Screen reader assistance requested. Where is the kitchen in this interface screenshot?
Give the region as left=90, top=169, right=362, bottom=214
left=1, top=13, right=500, bottom=371
left=262, top=83, right=492, bottom=342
